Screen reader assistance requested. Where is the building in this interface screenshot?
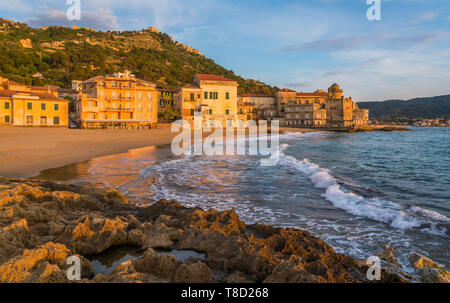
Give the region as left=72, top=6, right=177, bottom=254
left=285, top=101, right=326, bottom=127
left=238, top=94, right=275, bottom=110
left=237, top=101, right=255, bottom=121
left=77, top=71, right=158, bottom=129
left=268, top=83, right=369, bottom=128
left=177, top=74, right=238, bottom=127
left=72, top=80, right=83, bottom=92
left=158, top=89, right=177, bottom=111
left=0, top=77, right=69, bottom=127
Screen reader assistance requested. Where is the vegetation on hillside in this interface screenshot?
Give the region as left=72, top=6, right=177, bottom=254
left=358, top=95, right=450, bottom=119
left=0, top=18, right=278, bottom=94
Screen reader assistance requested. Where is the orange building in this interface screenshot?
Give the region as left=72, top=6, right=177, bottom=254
left=0, top=77, right=69, bottom=127
left=77, top=71, right=158, bottom=129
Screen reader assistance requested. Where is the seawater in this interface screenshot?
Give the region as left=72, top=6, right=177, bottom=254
left=63, top=127, right=450, bottom=272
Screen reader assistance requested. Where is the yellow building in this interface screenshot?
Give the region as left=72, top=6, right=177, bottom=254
left=177, top=74, right=238, bottom=126
left=77, top=71, right=158, bottom=129
left=0, top=78, right=69, bottom=127
left=237, top=101, right=255, bottom=121
left=273, top=83, right=369, bottom=128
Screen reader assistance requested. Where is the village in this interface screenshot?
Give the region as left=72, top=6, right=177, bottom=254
left=0, top=71, right=369, bottom=130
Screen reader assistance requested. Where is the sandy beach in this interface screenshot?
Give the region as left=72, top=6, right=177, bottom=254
left=0, top=126, right=179, bottom=178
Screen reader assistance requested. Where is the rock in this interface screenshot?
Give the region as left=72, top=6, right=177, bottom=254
left=377, top=245, right=402, bottom=268
left=133, top=249, right=177, bottom=279
left=174, top=261, right=215, bottom=283
left=409, top=253, right=442, bottom=269
left=0, top=179, right=407, bottom=283
left=418, top=267, right=450, bottom=283
left=226, top=271, right=251, bottom=283
left=0, top=242, right=69, bottom=283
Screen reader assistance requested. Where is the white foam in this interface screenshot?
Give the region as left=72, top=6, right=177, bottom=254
left=278, top=144, right=447, bottom=232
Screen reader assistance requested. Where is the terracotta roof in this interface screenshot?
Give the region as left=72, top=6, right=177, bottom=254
left=182, top=84, right=201, bottom=89
left=241, top=94, right=275, bottom=98
left=57, top=88, right=79, bottom=94
left=1, top=80, right=24, bottom=87
left=0, top=90, right=68, bottom=101
left=195, top=74, right=236, bottom=82
left=296, top=92, right=328, bottom=97
left=279, top=88, right=296, bottom=93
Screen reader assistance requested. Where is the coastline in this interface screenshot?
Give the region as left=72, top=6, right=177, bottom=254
left=0, top=126, right=178, bottom=178
left=0, top=125, right=407, bottom=179
left=0, top=126, right=324, bottom=179
left=0, top=178, right=406, bottom=283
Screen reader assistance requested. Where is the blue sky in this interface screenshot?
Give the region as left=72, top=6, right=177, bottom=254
left=1, top=0, right=449, bottom=101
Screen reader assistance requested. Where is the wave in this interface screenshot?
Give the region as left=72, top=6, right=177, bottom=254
left=278, top=143, right=449, bottom=234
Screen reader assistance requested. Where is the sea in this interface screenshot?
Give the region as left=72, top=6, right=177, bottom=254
left=38, top=127, right=450, bottom=273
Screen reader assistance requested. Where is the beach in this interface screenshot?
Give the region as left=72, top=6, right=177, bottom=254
left=0, top=126, right=326, bottom=178
left=0, top=126, right=180, bottom=178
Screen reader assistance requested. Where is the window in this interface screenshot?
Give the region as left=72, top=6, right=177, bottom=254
left=54, top=104, right=59, bottom=111
left=26, top=116, right=33, bottom=125
left=204, top=92, right=208, bottom=99
left=53, top=117, right=60, bottom=125
left=111, top=91, right=117, bottom=99
left=190, top=109, right=195, bottom=116
left=209, top=109, right=212, bottom=115
left=198, top=94, right=201, bottom=99
left=99, top=90, right=105, bottom=97
left=138, top=103, right=143, bottom=111
left=190, top=93, right=195, bottom=101
left=226, top=109, right=230, bottom=115
left=40, top=116, right=47, bottom=125
left=27, top=103, right=32, bottom=110
left=148, top=103, right=152, bottom=111
left=170, top=101, right=174, bottom=106
left=4, top=102, right=9, bottom=109
left=111, top=81, right=117, bottom=88
left=226, top=92, right=230, bottom=100
left=148, top=93, right=152, bottom=100
left=209, top=92, right=213, bottom=99
left=5, top=115, right=10, bottom=123
left=161, top=92, right=164, bottom=98
left=126, top=92, right=131, bottom=99
left=41, top=103, right=46, bottom=110
left=137, top=92, right=142, bottom=100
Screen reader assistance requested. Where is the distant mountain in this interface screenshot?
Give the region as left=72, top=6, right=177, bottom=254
left=358, top=95, right=450, bottom=119
left=0, top=18, right=278, bottom=94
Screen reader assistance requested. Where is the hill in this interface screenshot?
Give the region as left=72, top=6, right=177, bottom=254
left=358, top=95, right=450, bottom=119
left=0, top=18, right=278, bottom=94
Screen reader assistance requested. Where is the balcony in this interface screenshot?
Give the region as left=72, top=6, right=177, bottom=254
left=106, top=106, right=134, bottom=112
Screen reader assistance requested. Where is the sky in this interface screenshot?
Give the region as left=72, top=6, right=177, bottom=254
left=1, top=0, right=449, bottom=101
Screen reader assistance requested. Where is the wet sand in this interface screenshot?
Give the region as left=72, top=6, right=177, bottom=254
left=0, top=126, right=178, bottom=178
left=0, top=126, right=323, bottom=178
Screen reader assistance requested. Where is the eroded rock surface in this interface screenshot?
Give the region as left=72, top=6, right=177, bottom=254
left=0, top=178, right=414, bottom=283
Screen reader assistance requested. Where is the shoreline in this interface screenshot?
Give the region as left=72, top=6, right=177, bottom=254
left=0, top=125, right=407, bottom=179
left=0, top=178, right=407, bottom=283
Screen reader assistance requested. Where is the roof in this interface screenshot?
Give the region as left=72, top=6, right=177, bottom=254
left=296, top=92, right=328, bottom=97
left=0, top=90, right=68, bottom=102
left=57, top=88, right=79, bottom=94
left=279, top=88, right=297, bottom=93
left=241, top=94, right=275, bottom=98
left=195, top=74, right=236, bottom=82
left=1, top=80, right=24, bottom=87
left=182, top=83, right=201, bottom=89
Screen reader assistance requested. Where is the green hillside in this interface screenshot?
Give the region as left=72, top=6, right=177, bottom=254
left=0, top=18, right=278, bottom=94
left=358, top=95, right=450, bottom=119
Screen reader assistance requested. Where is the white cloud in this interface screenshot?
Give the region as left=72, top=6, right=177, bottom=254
left=28, top=7, right=120, bottom=31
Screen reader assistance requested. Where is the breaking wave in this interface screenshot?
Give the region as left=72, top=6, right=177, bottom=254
left=277, top=143, right=449, bottom=235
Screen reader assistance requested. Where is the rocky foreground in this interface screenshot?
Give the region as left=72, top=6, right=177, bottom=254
left=0, top=178, right=446, bottom=283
